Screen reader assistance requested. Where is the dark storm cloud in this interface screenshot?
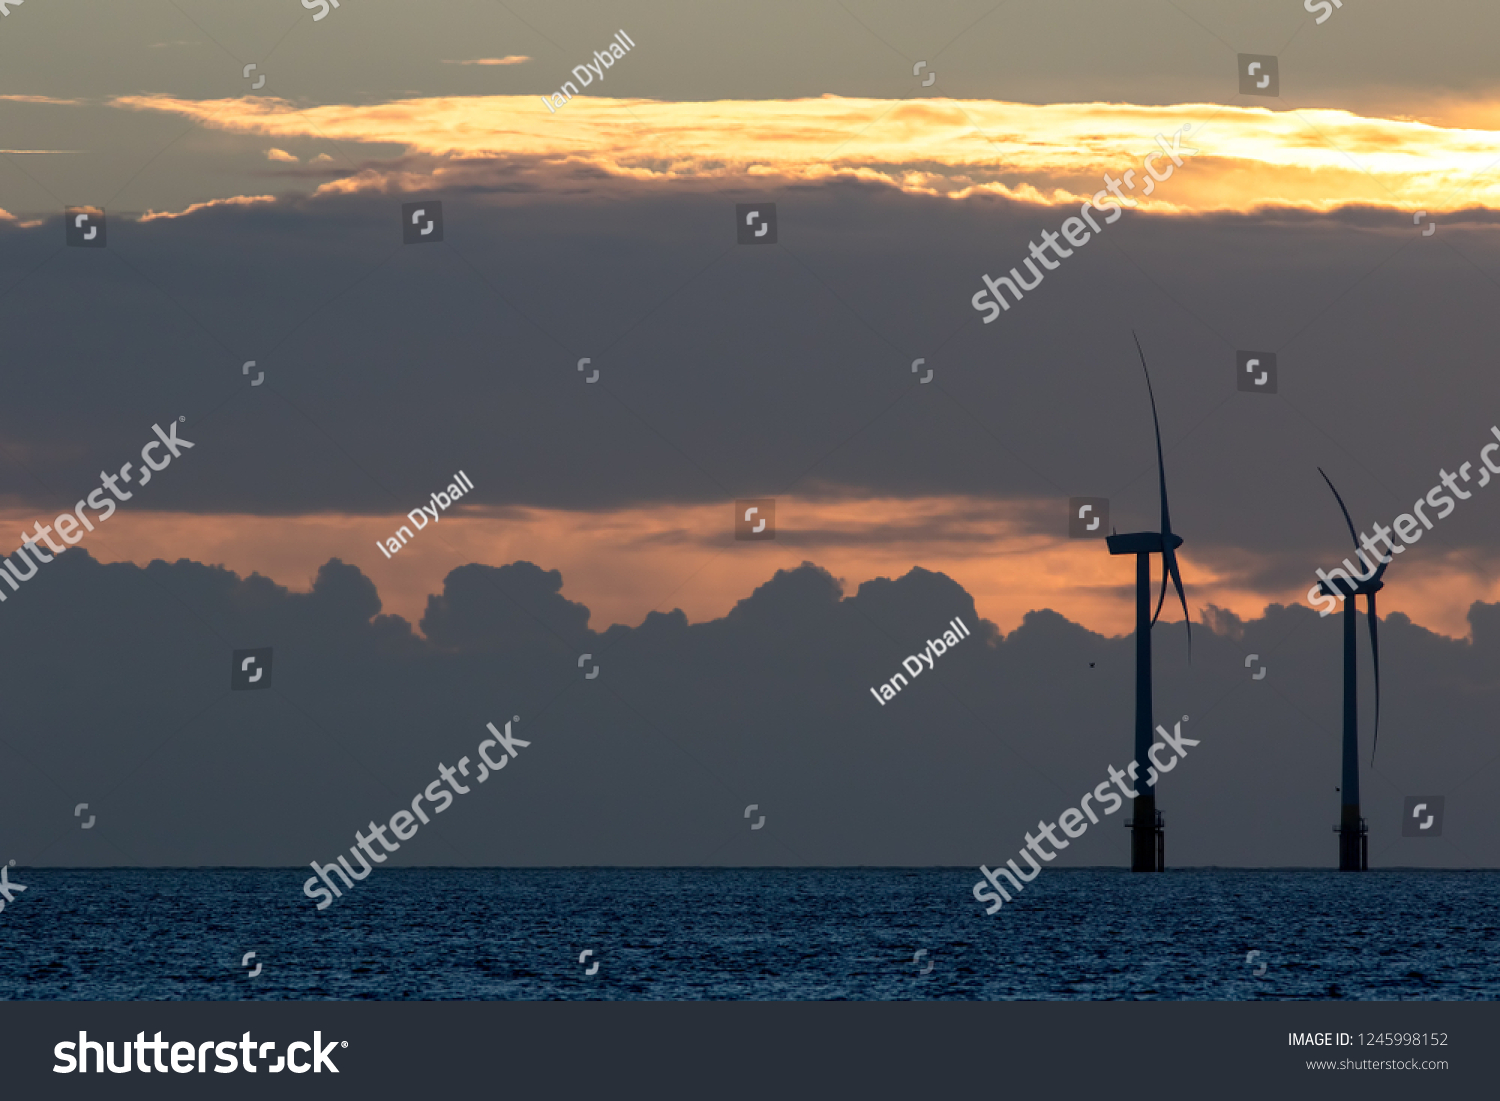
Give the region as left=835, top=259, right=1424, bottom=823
left=2, top=174, right=1499, bottom=580
left=3, top=550, right=1495, bottom=870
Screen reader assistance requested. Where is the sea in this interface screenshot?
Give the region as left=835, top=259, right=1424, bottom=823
left=2, top=868, right=1495, bottom=1000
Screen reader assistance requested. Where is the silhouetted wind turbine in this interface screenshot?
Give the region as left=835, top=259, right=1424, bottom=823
left=1316, top=469, right=1392, bottom=872
left=1105, top=335, right=1192, bottom=872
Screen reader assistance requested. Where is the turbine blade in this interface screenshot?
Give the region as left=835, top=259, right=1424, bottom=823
left=1134, top=332, right=1190, bottom=655
left=1372, top=553, right=1395, bottom=584
left=1133, top=332, right=1173, bottom=541
left=1367, top=591, right=1381, bottom=764
left=1318, top=467, right=1361, bottom=550
left=1151, top=554, right=1169, bottom=626
left=1167, top=546, right=1192, bottom=658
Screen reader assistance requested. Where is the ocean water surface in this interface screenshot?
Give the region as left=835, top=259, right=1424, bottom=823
left=2, top=868, right=1495, bottom=1000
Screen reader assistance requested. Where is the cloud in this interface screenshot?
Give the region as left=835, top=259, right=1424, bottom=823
left=2, top=172, right=1498, bottom=642
left=105, top=93, right=1500, bottom=213
left=0, top=208, right=45, bottom=229
left=4, top=550, right=1496, bottom=868
left=441, top=57, right=531, bottom=66
left=0, top=94, right=85, bottom=105
left=266, top=148, right=299, bottom=163
left=137, top=194, right=276, bottom=222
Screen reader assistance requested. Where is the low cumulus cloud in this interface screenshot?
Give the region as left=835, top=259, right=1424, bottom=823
left=3, top=550, right=1496, bottom=870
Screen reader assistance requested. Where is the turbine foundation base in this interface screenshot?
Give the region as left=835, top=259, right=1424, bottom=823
left=1130, top=800, right=1164, bottom=872
left=1336, top=807, right=1368, bottom=871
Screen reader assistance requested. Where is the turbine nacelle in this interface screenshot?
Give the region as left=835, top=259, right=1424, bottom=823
left=1107, top=532, right=1183, bottom=556
left=1317, top=576, right=1385, bottom=599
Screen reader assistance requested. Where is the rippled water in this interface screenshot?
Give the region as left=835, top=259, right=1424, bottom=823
left=2, top=868, right=1495, bottom=1000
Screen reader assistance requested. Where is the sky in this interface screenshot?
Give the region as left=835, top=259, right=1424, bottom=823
left=1, top=0, right=1498, bottom=868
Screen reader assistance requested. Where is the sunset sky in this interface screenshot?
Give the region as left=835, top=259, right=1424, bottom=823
left=6, top=1, right=1500, bottom=873
left=3, top=0, right=1500, bottom=640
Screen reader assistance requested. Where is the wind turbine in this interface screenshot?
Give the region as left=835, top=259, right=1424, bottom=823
left=1105, top=335, right=1192, bottom=872
left=1316, top=469, right=1391, bottom=872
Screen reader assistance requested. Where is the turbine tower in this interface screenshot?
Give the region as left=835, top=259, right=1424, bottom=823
left=1105, top=335, right=1191, bottom=873
left=1316, top=469, right=1391, bottom=872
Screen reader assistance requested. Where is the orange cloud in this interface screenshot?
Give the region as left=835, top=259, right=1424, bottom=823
left=0, top=94, right=85, bottom=105
left=442, top=56, right=531, bottom=66
left=106, top=93, right=1500, bottom=215
left=5, top=496, right=1493, bottom=640
left=138, top=194, right=275, bottom=221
